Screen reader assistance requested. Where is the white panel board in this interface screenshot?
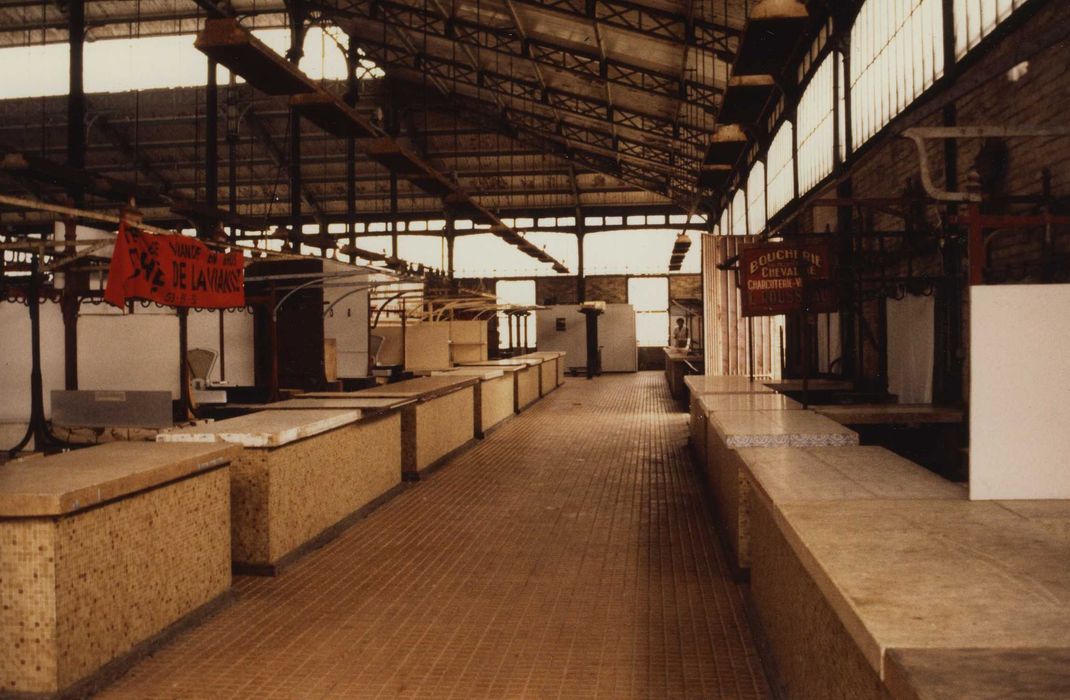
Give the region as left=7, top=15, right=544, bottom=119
left=536, top=304, right=637, bottom=372
left=887, top=295, right=933, bottom=404
left=187, top=309, right=256, bottom=385
left=323, top=285, right=369, bottom=378
left=220, top=310, right=256, bottom=386
left=970, top=284, right=1070, bottom=500
left=78, top=307, right=181, bottom=398
left=0, top=300, right=66, bottom=422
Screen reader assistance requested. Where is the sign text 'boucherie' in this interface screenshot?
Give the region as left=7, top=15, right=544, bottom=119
left=739, top=242, right=837, bottom=317
left=104, top=223, right=245, bottom=309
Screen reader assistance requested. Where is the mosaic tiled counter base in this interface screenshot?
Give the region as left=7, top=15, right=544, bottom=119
left=514, top=351, right=565, bottom=395
left=432, top=368, right=515, bottom=437
left=705, top=409, right=858, bottom=571
left=460, top=359, right=541, bottom=412
left=355, top=376, right=478, bottom=479
left=0, top=442, right=238, bottom=697
left=158, top=409, right=401, bottom=574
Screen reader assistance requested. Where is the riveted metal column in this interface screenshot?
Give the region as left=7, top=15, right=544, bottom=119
left=286, top=2, right=306, bottom=251
left=67, top=0, right=85, bottom=204
left=576, top=231, right=586, bottom=302
left=346, top=33, right=359, bottom=256
left=63, top=0, right=86, bottom=390
left=202, top=58, right=219, bottom=240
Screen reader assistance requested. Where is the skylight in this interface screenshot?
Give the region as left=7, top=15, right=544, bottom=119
left=0, top=26, right=382, bottom=100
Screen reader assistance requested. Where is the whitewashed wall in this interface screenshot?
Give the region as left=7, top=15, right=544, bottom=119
left=1, top=298, right=256, bottom=443
left=0, top=300, right=66, bottom=449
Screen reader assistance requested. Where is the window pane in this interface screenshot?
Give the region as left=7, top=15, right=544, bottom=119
left=766, top=122, right=795, bottom=216
left=627, top=277, right=669, bottom=312
left=396, top=236, right=446, bottom=271
left=0, top=27, right=381, bottom=100
left=731, top=189, right=747, bottom=236
left=636, top=312, right=670, bottom=347
left=851, top=0, right=944, bottom=149
left=455, top=232, right=577, bottom=278
left=797, top=53, right=837, bottom=195
left=0, top=43, right=68, bottom=99
left=956, top=0, right=1023, bottom=58
left=747, top=163, right=767, bottom=235
left=583, top=230, right=700, bottom=274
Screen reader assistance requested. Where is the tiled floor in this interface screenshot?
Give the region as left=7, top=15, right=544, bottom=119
left=99, top=372, right=770, bottom=699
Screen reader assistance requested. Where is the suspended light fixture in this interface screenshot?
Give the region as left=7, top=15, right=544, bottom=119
left=669, top=232, right=691, bottom=271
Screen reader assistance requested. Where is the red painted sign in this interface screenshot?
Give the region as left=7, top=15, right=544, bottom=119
left=104, top=223, right=245, bottom=309
left=739, top=241, right=837, bottom=317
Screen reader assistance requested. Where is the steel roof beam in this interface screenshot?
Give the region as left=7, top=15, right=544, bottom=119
left=419, top=87, right=678, bottom=202
left=91, top=114, right=180, bottom=196
left=192, top=0, right=235, bottom=19
left=352, top=35, right=705, bottom=163
left=243, top=106, right=327, bottom=223
left=0, top=6, right=287, bottom=43
left=334, top=0, right=727, bottom=109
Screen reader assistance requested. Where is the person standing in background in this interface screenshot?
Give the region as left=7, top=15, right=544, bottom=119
left=672, top=317, right=689, bottom=349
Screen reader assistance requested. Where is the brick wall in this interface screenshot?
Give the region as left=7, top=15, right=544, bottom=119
left=460, top=274, right=702, bottom=308
left=809, top=0, right=1070, bottom=397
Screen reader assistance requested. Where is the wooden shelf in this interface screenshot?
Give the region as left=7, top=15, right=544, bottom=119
left=195, top=19, right=317, bottom=96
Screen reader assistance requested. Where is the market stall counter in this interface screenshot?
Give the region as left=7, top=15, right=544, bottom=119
left=157, top=408, right=402, bottom=575
left=431, top=367, right=515, bottom=437
left=705, top=409, right=858, bottom=571
left=0, top=442, right=239, bottom=697
left=354, top=375, right=479, bottom=479
left=459, top=358, right=542, bottom=412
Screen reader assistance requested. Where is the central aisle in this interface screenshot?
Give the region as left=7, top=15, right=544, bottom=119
left=101, top=372, right=770, bottom=699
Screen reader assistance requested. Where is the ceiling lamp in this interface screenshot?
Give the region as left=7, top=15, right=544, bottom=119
left=669, top=232, right=691, bottom=271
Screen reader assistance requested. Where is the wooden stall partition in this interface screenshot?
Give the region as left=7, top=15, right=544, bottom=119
left=702, top=234, right=784, bottom=379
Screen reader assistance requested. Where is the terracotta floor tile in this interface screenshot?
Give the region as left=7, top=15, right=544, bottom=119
left=97, top=372, right=769, bottom=699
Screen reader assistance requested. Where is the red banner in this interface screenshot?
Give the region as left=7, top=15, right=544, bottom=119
left=739, top=241, right=837, bottom=317
left=104, top=224, right=245, bottom=309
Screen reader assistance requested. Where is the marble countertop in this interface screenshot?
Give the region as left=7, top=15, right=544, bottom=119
left=813, top=404, right=966, bottom=425
left=740, top=446, right=965, bottom=506
left=684, top=375, right=775, bottom=395
left=460, top=358, right=542, bottom=368
left=765, top=378, right=856, bottom=393
left=513, top=351, right=565, bottom=361
left=0, top=442, right=240, bottom=517
left=157, top=409, right=362, bottom=448
left=698, top=393, right=803, bottom=414
left=663, top=347, right=702, bottom=361
left=774, top=498, right=1070, bottom=677
left=271, top=397, right=415, bottom=411
left=885, top=647, right=1070, bottom=699
left=431, top=368, right=507, bottom=381
left=709, top=409, right=859, bottom=448
left=354, top=375, right=478, bottom=400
